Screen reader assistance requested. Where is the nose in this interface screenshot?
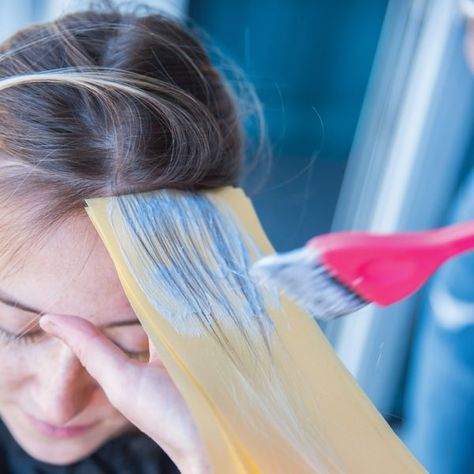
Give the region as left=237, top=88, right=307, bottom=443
left=34, top=339, right=98, bottom=426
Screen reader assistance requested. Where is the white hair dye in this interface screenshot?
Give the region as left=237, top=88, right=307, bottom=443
left=107, top=189, right=278, bottom=340
left=104, top=189, right=341, bottom=473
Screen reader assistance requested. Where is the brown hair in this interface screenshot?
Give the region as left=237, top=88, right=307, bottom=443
left=0, top=0, right=264, bottom=275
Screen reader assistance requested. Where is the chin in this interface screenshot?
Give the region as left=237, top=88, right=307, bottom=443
left=13, top=424, right=119, bottom=466
left=21, top=438, right=106, bottom=466
left=2, top=411, right=131, bottom=466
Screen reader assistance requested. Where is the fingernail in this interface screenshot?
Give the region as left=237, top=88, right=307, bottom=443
left=39, top=314, right=59, bottom=334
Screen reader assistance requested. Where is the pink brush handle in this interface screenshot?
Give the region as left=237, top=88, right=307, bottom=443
left=429, top=220, right=474, bottom=258
left=309, top=220, right=474, bottom=306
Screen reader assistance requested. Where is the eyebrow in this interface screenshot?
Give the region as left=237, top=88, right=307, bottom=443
left=0, top=290, right=42, bottom=315
left=0, top=289, right=141, bottom=329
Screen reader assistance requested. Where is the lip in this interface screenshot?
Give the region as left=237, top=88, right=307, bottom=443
left=26, top=413, right=99, bottom=439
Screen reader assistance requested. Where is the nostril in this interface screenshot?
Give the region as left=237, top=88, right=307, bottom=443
left=32, top=383, right=96, bottom=428
left=33, top=354, right=97, bottom=426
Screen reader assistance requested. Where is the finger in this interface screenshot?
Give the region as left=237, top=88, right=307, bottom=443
left=39, top=313, right=138, bottom=407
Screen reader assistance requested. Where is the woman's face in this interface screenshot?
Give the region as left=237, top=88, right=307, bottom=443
left=0, top=214, right=149, bottom=465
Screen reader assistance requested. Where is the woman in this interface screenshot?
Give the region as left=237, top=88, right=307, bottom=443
left=0, top=0, right=252, bottom=472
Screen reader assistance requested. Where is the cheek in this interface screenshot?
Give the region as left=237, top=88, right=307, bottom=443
left=0, top=346, right=42, bottom=401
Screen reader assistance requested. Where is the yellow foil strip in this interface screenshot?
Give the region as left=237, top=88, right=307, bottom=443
left=84, top=186, right=425, bottom=474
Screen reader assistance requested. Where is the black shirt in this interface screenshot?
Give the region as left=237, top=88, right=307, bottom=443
left=0, top=419, right=180, bottom=473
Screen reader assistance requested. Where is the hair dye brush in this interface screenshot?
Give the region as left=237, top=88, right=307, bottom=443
left=251, top=221, right=474, bottom=321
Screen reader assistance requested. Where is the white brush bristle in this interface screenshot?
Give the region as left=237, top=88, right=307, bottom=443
left=250, top=247, right=368, bottom=321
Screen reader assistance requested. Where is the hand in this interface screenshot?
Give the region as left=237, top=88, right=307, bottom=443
left=39, top=313, right=210, bottom=474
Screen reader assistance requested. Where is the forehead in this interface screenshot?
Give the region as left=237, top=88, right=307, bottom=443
left=0, top=214, right=134, bottom=324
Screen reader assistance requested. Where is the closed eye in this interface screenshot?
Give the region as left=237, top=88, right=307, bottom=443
left=0, top=327, right=46, bottom=345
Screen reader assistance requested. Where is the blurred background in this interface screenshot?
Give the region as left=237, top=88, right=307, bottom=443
left=2, top=1, right=474, bottom=472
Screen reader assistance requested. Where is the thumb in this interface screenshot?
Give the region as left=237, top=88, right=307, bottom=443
left=39, top=313, right=138, bottom=408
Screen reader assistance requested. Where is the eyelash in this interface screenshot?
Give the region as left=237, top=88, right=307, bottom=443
left=0, top=328, right=149, bottom=360
left=124, top=349, right=150, bottom=361
left=0, top=327, right=44, bottom=345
